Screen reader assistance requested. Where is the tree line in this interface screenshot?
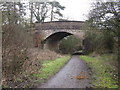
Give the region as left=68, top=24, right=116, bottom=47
left=1, top=1, right=65, bottom=25
left=83, top=0, right=120, bottom=55
left=29, top=1, right=65, bottom=23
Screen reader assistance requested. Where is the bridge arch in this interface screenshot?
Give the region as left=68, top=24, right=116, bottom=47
left=42, top=31, right=83, bottom=51
left=34, top=21, right=89, bottom=53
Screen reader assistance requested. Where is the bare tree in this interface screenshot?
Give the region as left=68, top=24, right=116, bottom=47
left=49, top=1, right=65, bottom=21
left=29, top=2, right=49, bottom=22
left=29, top=1, right=65, bottom=22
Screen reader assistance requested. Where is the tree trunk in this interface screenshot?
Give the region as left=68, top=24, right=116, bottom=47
left=30, top=3, right=33, bottom=27
left=50, top=5, right=54, bottom=21
left=13, top=2, right=17, bottom=24
left=7, top=4, right=11, bottom=24
left=118, top=35, right=120, bottom=87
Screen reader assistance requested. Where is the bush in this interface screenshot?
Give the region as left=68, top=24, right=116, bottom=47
left=2, top=24, right=33, bottom=86
left=84, top=30, right=115, bottom=54
left=59, top=35, right=82, bottom=54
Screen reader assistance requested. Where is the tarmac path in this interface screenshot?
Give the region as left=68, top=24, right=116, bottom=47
left=39, top=55, right=92, bottom=88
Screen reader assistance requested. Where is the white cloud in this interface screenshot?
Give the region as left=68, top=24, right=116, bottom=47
left=56, top=0, right=95, bottom=21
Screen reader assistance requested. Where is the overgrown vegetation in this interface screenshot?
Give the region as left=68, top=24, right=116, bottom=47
left=2, top=49, right=63, bottom=88
left=80, top=54, right=118, bottom=88
left=87, top=0, right=120, bottom=55
left=83, top=1, right=119, bottom=87
left=82, top=1, right=119, bottom=87
left=84, top=30, right=116, bottom=54
left=1, top=1, right=66, bottom=88
left=1, top=2, right=34, bottom=87
left=2, top=24, right=34, bottom=87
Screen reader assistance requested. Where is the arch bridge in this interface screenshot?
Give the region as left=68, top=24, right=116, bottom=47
left=34, top=21, right=89, bottom=52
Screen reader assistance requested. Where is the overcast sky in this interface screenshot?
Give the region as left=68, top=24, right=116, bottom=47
left=50, top=0, right=95, bottom=21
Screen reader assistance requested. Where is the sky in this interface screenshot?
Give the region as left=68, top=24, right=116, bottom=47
left=50, top=0, right=95, bottom=21
left=23, top=0, right=96, bottom=22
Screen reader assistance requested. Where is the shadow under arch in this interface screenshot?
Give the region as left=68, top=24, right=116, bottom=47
left=42, top=31, right=73, bottom=51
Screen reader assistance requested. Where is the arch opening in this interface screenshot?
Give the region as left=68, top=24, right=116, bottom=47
left=59, top=35, right=83, bottom=54
left=42, top=31, right=84, bottom=54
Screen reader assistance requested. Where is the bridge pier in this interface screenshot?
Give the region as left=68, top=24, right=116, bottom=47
left=43, top=41, right=59, bottom=51
left=82, top=38, right=90, bottom=54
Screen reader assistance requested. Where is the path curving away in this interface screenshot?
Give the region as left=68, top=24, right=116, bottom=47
left=39, top=55, right=92, bottom=88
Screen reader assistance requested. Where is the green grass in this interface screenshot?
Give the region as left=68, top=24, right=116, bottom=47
left=79, top=54, right=118, bottom=88
left=31, top=56, right=71, bottom=83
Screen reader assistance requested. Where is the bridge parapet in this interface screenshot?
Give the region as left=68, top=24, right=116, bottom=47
left=35, top=21, right=85, bottom=30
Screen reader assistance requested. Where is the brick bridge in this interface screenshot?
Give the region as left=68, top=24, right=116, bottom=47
left=34, top=21, right=89, bottom=52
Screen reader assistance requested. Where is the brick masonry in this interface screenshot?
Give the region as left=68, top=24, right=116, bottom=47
left=34, top=21, right=87, bottom=50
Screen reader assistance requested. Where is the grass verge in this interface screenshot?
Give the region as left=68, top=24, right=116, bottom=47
left=30, top=55, right=71, bottom=85
left=79, top=54, right=118, bottom=88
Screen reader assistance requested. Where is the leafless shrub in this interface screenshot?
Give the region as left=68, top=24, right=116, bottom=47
left=2, top=24, right=33, bottom=86
left=23, top=48, right=63, bottom=75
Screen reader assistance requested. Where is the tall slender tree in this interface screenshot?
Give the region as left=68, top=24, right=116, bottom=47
left=49, top=1, right=65, bottom=21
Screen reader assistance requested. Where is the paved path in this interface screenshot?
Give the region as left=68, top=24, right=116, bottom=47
left=39, top=55, right=92, bottom=88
